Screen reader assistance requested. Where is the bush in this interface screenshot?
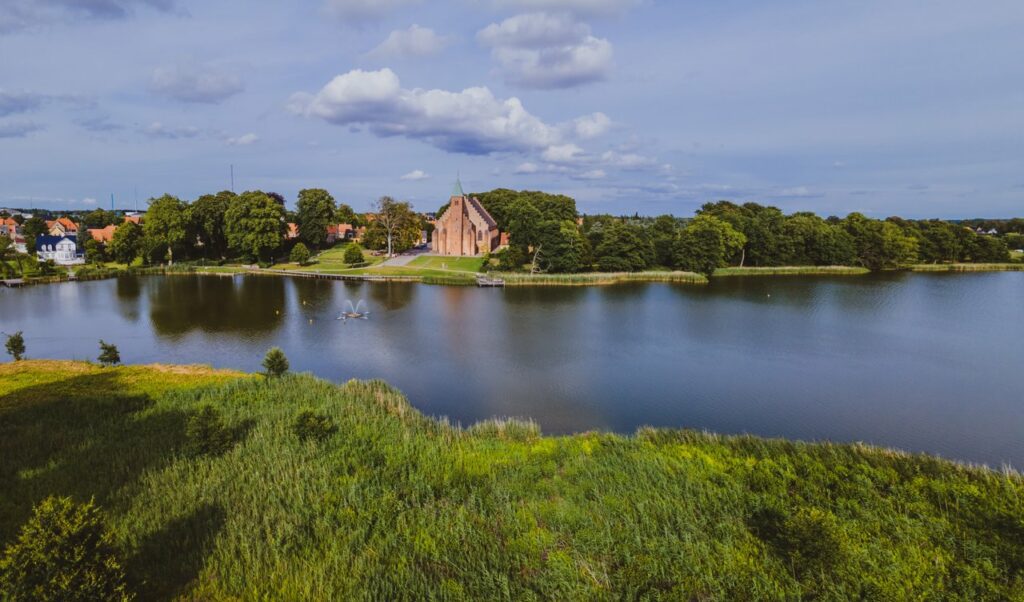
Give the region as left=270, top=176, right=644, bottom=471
left=5, top=330, right=25, bottom=361
left=262, top=347, right=289, bottom=378
left=184, top=405, right=234, bottom=457
left=343, top=244, right=364, bottom=266
left=97, top=340, right=120, bottom=367
left=0, top=496, right=133, bottom=601
left=292, top=410, right=338, bottom=442
left=290, top=242, right=311, bottom=265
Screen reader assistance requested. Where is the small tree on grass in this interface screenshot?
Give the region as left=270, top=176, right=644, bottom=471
left=0, top=496, right=133, bottom=602
left=289, top=242, right=311, bottom=266
left=292, top=410, right=338, bottom=442
left=343, top=243, right=364, bottom=266
left=262, top=347, right=289, bottom=379
left=184, top=405, right=234, bottom=457
left=5, top=331, right=25, bottom=361
left=97, top=340, right=120, bottom=367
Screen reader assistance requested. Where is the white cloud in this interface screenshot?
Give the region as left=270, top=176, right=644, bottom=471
left=324, top=0, right=418, bottom=21
left=142, top=121, right=200, bottom=139
left=81, top=197, right=97, bottom=205
left=490, top=0, right=641, bottom=16
left=226, top=133, right=259, bottom=145
left=600, top=150, right=657, bottom=169
left=574, top=169, right=606, bottom=180
left=572, top=112, right=611, bottom=139
left=401, top=169, right=430, bottom=180
left=150, top=64, right=244, bottom=104
left=477, top=13, right=612, bottom=89
left=515, top=162, right=540, bottom=174
left=289, top=68, right=566, bottom=155
left=542, top=143, right=584, bottom=163
left=367, top=25, right=449, bottom=60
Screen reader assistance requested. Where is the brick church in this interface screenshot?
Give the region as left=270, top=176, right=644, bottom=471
left=431, top=179, right=502, bottom=256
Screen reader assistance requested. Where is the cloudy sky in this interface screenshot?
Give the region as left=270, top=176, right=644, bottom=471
left=1, top=0, right=1022, bottom=217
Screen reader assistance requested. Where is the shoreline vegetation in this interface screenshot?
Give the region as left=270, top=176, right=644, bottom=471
left=4, top=258, right=1021, bottom=288
left=1, top=359, right=1022, bottom=598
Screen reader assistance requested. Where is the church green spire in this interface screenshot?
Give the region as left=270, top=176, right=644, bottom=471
left=452, top=175, right=465, bottom=197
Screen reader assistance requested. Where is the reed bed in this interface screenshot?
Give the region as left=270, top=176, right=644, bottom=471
left=712, top=265, right=871, bottom=277
left=909, top=263, right=1024, bottom=272
left=494, top=271, right=708, bottom=286
left=1, top=360, right=1022, bottom=600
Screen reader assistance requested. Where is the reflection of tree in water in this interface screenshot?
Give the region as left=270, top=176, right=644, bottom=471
left=367, top=282, right=415, bottom=311
left=115, top=276, right=141, bottom=322
left=148, top=276, right=286, bottom=335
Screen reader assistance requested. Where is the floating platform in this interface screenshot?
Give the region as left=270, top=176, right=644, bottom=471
left=476, top=275, right=505, bottom=288
left=1, top=279, right=25, bottom=288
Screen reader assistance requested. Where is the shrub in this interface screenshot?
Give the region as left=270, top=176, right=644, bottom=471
left=292, top=410, right=338, bottom=442
left=0, top=496, right=133, bottom=601
left=290, top=242, right=311, bottom=265
left=97, top=340, right=120, bottom=367
left=262, top=347, right=289, bottom=378
left=5, top=330, right=25, bottom=361
left=343, top=244, right=364, bottom=266
left=184, top=405, right=234, bottom=457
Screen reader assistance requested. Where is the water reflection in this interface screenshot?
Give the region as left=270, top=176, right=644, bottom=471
left=147, top=275, right=286, bottom=336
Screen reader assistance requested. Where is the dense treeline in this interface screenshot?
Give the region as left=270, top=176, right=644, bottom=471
left=475, top=193, right=1016, bottom=275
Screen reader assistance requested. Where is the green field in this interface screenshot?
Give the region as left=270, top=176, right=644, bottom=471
left=406, top=255, right=485, bottom=272
left=2, top=360, right=1022, bottom=600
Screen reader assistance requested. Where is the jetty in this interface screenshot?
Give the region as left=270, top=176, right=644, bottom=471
left=476, top=274, right=505, bottom=288
left=1, top=279, right=25, bottom=288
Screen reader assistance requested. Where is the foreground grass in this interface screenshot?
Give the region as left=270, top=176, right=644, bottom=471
left=406, top=255, right=485, bottom=272
left=494, top=271, right=708, bottom=286
left=2, top=361, right=1022, bottom=600
left=712, top=266, right=871, bottom=277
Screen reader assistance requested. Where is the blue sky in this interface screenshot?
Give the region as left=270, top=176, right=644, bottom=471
left=1, top=0, right=1022, bottom=217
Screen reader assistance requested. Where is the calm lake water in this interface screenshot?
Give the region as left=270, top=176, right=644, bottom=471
left=2, top=272, right=1022, bottom=467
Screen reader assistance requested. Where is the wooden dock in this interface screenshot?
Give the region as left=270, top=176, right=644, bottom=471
left=476, top=275, right=505, bottom=287
left=1, top=279, right=26, bottom=288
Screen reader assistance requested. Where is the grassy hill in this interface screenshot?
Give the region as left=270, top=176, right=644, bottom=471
left=1, top=360, right=1022, bottom=600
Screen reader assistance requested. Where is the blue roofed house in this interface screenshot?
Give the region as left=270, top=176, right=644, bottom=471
left=36, top=235, right=83, bottom=265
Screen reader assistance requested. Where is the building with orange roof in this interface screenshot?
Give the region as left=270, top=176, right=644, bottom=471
left=46, top=217, right=79, bottom=238
left=88, top=225, right=118, bottom=244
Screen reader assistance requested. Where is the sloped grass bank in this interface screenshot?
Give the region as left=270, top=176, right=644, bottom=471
left=712, top=266, right=871, bottom=277
left=1, top=361, right=1023, bottom=600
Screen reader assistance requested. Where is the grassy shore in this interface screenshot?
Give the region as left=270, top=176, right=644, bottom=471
left=494, top=271, right=708, bottom=286
left=2, top=360, right=1022, bottom=599
left=712, top=265, right=871, bottom=277
left=909, top=263, right=1024, bottom=272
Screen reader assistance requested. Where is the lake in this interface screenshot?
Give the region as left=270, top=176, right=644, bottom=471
left=2, top=272, right=1021, bottom=467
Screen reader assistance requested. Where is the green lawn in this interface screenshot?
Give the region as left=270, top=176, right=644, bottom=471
left=1, top=360, right=1022, bottom=599
left=406, top=255, right=485, bottom=272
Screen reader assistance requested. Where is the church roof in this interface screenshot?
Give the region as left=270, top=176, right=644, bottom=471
left=452, top=177, right=465, bottom=197
left=467, top=196, right=497, bottom=228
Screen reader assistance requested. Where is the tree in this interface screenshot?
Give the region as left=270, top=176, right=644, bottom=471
left=190, top=191, right=234, bottom=259
left=373, top=196, right=416, bottom=257
left=5, top=331, right=25, bottom=361
left=295, top=189, right=337, bottom=249
left=224, top=191, right=287, bottom=263
left=842, top=214, right=918, bottom=270
left=81, top=209, right=119, bottom=229
left=144, top=194, right=189, bottom=265
left=83, top=238, right=106, bottom=264
left=594, top=221, right=655, bottom=272
left=97, top=340, right=120, bottom=367
left=108, top=220, right=142, bottom=266
left=290, top=242, right=311, bottom=265
left=674, top=214, right=747, bottom=276
left=0, top=496, right=133, bottom=602
left=650, top=215, right=680, bottom=267
left=505, top=199, right=543, bottom=251
left=262, top=347, right=289, bottom=378
left=21, top=216, right=47, bottom=252
left=343, top=243, right=365, bottom=265
left=335, top=203, right=359, bottom=227
left=536, top=220, right=587, bottom=273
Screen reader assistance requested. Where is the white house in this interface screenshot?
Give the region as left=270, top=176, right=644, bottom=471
left=36, top=235, right=83, bottom=265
